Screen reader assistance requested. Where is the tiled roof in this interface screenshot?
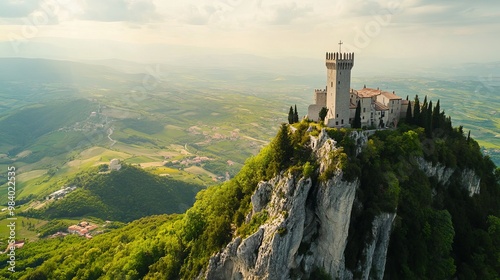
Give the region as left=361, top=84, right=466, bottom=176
left=353, top=87, right=402, bottom=100
left=354, top=88, right=381, bottom=98
left=380, top=90, right=401, bottom=100
left=375, top=102, right=389, bottom=111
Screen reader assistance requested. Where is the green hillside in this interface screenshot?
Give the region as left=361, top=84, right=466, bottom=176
left=0, top=99, right=97, bottom=154
left=2, top=101, right=499, bottom=279
left=31, top=165, right=202, bottom=222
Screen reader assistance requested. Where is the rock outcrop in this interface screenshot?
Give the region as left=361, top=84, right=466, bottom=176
left=206, top=174, right=313, bottom=280
left=205, top=129, right=395, bottom=280
left=355, top=212, right=396, bottom=280
left=416, top=157, right=454, bottom=185
left=461, top=168, right=481, bottom=196
left=311, top=174, right=358, bottom=279
left=416, top=157, right=481, bottom=196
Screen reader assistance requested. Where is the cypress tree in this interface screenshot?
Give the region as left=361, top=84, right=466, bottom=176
left=426, top=101, right=433, bottom=129
left=413, top=95, right=421, bottom=126
left=288, top=106, right=294, bottom=124
left=432, top=100, right=441, bottom=130
left=319, top=107, right=328, bottom=122
left=294, top=104, right=299, bottom=123
left=268, top=124, right=293, bottom=176
left=405, top=100, right=413, bottom=124
left=352, top=100, right=362, bottom=129
left=420, top=96, right=428, bottom=128
left=425, top=100, right=433, bottom=137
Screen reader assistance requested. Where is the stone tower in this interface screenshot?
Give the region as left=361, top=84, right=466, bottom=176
left=324, top=52, right=354, bottom=127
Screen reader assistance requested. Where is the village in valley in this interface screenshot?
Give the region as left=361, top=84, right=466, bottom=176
left=48, top=220, right=109, bottom=240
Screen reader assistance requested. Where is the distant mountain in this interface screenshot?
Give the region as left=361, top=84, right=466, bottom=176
left=0, top=57, right=142, bottom=85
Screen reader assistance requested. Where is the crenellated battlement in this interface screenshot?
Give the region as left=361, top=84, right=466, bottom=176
left=326, top=52, right=354, bottom=70
left=315, top=88, right=327, bottom=93
left=325, top=52, right=354, bottom=61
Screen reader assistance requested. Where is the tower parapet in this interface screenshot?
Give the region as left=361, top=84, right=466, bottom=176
left=326, top=52, right=354, bottom=70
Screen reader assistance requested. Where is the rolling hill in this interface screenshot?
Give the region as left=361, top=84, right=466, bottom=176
left=34, top=165, right=202, bottom=222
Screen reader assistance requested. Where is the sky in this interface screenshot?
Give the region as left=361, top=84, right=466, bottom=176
left=0, top=0, right=499, bottom=72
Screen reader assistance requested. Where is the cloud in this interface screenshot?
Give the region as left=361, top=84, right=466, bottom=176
left=0, top=0, right=41, bottom=18
left=269, top=2, right=312, bottom=25
left=395, top=0, right=500, bottom=26
left=81, top=0, right=159, bottom=22
left=183, top=4, right=223, bottom=25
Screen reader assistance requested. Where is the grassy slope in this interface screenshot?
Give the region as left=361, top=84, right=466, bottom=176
left=38, top=165, right=202, bottom=222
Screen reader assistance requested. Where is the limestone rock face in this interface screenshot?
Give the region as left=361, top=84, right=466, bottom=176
left=205, top=131, right=484, bottom=279
left=416, top=157, right=480, bottom=196
left=349, top=130, right=371, bottom=155
left=416, top=157, right=454, bottom=185
left=206, top=174, right=312, bottom=280
left=311, top=128, right=337, bottom=174
left=461, top=168, right=481, bottom=196
left=205, top=171, right=362, bottom=280
left=312, top=175, right=358, bottom=279
left=205, top=130, right=393, bottom=280
left=356, top=213, right=396, bottom=280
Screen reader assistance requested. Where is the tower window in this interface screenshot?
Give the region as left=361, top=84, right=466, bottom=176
left=331, top=82, right=333, bottom=87
left=363, top=108, right=366, bottom=113
left=341, top=119, right=344, bottom=124
left=338, top=81, right=340, bottom=85
left=336, top=114, right=338, bottom=118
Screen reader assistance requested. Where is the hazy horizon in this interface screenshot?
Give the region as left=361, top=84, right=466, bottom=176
left=0, top=0, right=499, bottom=75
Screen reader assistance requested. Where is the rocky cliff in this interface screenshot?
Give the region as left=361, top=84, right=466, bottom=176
left=416, top=157, right=481, bottom=196
left=206, top=129, right=395, bottom=280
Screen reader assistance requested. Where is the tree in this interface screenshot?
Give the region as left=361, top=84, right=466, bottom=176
left=352, top=100, right=362, bottom=129
left=288, top=106, right=294, bottom=124
left=319, top=107, right=328, bottom=122
left=432, top=99, right=441, bottom=130
left=420, top=96, right=428, bottom=128
left=293, top=105, right=299, bottom=123
left=413, top=95, right=421, bottom=125
left=268, top=124, right=293, bottom=176
left=425, top=100, right=433, bottom=137
left=405, top=100, right=413, bottom=124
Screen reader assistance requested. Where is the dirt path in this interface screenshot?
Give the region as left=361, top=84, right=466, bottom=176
left=108, top=127, right=117, bottom=148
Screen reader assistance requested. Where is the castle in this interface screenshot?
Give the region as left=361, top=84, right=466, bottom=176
left=308, top=49, right=409, bottom=128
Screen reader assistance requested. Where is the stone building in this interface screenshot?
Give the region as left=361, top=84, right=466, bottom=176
left=109, top=158, right=122, bottom=171
left=308, top=50, right=407, bottom=128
